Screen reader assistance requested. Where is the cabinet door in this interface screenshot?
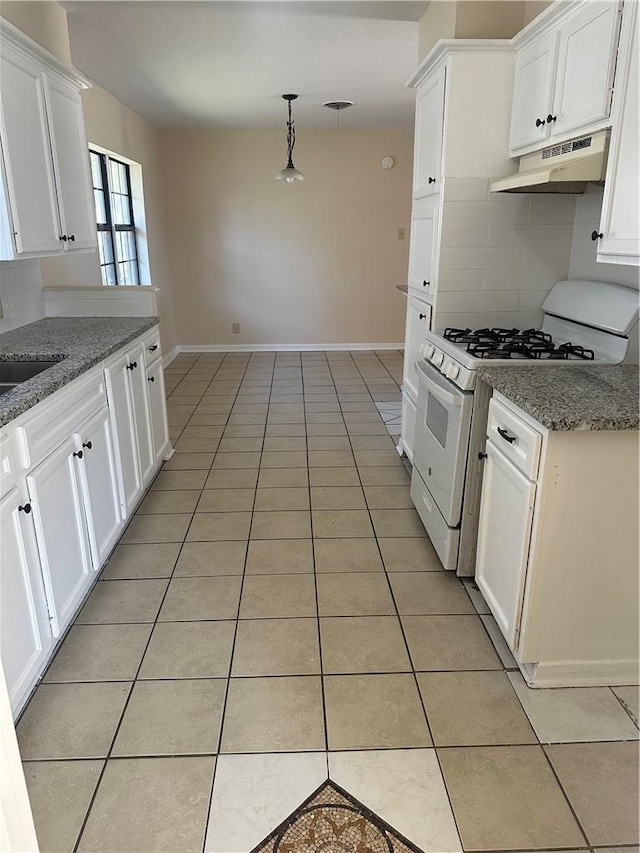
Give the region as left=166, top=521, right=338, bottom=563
left=104, top=353, right=143, bottom=517
left=0, top=48, right=61, bottom=255
left=551, top=2, right=621, bottom=139
left=75, top=407, right=123, bottom=570
left=400, top=389, right=417, bottom=462
left=408, top=204, right=438, bottom=300
left=147, top=360, right=169, bottom=466
left=413, top=67, right=445, bottom=199
left=0, top=488, right=52, bottom=714
left=26, top=438, right=93, bottom=637
left=128, top=344, right=155, bottom=486
left=44, top=74, right=96, bottom=251
left=510, top=32, right=558, bottom=153
left=402, top=296, right=431, bottom=403
left=475, top=439, right=536, bottom=650
left=598, top=1, right=639, bottom=265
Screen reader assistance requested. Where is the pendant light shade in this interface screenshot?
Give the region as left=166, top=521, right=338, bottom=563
left=275, top=94, right=304, bottom=183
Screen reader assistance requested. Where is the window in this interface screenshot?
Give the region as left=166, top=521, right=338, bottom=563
left=90, top=150, right=140, bottom=286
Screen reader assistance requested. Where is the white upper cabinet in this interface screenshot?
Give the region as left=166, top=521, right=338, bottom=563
left=597, top=0, right=639, bottom=266
left=509, top=33, right=558, bottom=152
left=413, top=66, right=445, bottom=199
left=510, top=1, right=622, bottom=155
left=45, top=74, right=96, bottom=251
left=0, top=19, right=96, bottom=260
left=0, top=46, right=61, bottom=255
left=551, top=2, right=621, bottom=139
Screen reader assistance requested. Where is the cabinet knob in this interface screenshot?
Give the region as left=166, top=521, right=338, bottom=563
left=535, top=117, right=546, bottom=128
left=18, top=503, right=31, bottom=514
left=428, top=176, right=436, bottom=184
left=419, top=313, right=427, bottom=320
left=546, top=114, right=557, bottom=123
left=148, top=376, right=155, bottom=382
left=126, top=361, right=138, bottom=370
left=497, top=427, right=516, bottom=444
left=422, top=280, right=429, bottom=288
left=478, top=452, right=487, bottom=460
left=591, top=230, right=603, bottom=241
left=149, top=344, right=158, bottom=352
left=82, top=441, right=92, bottom=450
left=73, top=450, right=83, bottom=459
left=68, top=234, right=75, bottom=242
left=59, top=234, right=68, bottom=242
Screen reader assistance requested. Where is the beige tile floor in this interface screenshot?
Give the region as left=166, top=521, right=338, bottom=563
left=17, top=350, right=639, bottom=853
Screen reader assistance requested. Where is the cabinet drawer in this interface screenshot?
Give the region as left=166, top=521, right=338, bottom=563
left=142, top=328, right=162, bottom=368
left=410, top=467, right=458, bottom=571
left=486, top=397, right=542, bottom=480
left=0, top=431, right=17, bottom=497
left=16, top=367, right=106, bottom=468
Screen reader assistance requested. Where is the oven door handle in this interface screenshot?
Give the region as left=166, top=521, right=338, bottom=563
left=417, top=362, right=463, bottom=407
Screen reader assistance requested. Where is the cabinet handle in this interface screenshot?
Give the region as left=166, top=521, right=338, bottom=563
left=82, top=441, right=92, bottom=450
left=497, top=427, right=516, bottom=444
left=126, top=361, right=138, bottom=370
left=428, top=176, right=436, bottom=184
left=148, top=376, right=155, bottom=382
left=68, top=234, right=75, bottom=242
left=478, top=451, right=487, bottom=460
left=73, top=450, right=83, bottom=459
left=59, top=234, right=68, bottom=242
left=149, top=344, right=158, bottom=352
left=535, top=117, right=546, bottom=128
left=419, top=313, right=427, bottom=320
left=546, top=114, right=557, bottom=123
left=422, top=280, right=430, bottom=288
left=18, top=503, right=31, bottom=514
left=591, top=230, right=603, bottom=241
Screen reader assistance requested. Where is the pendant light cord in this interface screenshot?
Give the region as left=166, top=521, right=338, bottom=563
left=286, top=98, right=296, bottom=168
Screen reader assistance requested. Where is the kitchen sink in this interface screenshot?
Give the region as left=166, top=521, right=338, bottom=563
left=0, top=360, right=61, bottom=396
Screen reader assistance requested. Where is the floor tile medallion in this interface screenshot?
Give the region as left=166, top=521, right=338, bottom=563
left=251, top=780, right=424, bottom=853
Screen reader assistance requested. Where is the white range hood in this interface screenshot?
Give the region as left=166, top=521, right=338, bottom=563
left=491, top=130, right=609, bottom=194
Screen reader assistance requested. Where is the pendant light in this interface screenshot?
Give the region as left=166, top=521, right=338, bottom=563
left=275, top=94, right=304, bottom=183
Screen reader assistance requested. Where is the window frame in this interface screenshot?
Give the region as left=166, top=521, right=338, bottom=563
left=90, top=149, right=141, bottom=287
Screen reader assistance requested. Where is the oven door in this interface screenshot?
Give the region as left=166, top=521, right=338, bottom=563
left=413, top=359, right=473, bottom=527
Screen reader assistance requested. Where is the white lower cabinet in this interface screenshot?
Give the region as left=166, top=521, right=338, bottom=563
left=146, top=359, right=170, bottom=465
left=402, top=296, right=431, bottom=403
left=26, top=436, right=93, bottom=638
left=0, top=487, right=52, bottom=710
left=399, top=390, right=417, bottom=462
left=475, top=438, right=535, bottom=649
left=1, top=325, right=171, bottom=716
left=74, top=407, right=123, bottom=570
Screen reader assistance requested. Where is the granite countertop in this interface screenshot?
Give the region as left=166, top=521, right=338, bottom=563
left=478, top=364, right=640, bottom=431
left=396, top=284, right=408, bottom=295
left=0, top=316, right=158, bottom=427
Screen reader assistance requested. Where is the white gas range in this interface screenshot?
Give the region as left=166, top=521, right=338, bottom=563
left=410, top=280, right=639, bottom=576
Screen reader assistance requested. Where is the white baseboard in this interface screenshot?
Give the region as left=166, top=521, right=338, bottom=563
left=519, top=657, right=640, bottom=688
left=176, top=343, right=404, bottom=353
left=163, top=346, right=179, bottom=366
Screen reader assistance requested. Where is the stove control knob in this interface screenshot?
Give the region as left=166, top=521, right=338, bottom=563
left=448, top=364, right=460, bottom=380
left=434, top=351, right=444, bottom=366
left=424, top=344, right=435, bottom=359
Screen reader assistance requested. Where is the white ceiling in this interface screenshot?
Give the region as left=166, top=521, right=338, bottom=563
left=62, top=1, right=428, bottom=129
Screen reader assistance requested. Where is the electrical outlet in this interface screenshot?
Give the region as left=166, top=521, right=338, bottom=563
left=398, top=228, right=405, bottom=240
left=232, top=322, right=240, bottom=334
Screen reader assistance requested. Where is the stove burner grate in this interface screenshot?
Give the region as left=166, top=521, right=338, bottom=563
left=445, top=326, right=596, bottom=360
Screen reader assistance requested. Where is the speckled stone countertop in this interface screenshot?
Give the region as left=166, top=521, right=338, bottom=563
left=396, top=284, right=409, bottom=295
left=478, top=364, right=640, bottom=431
left=0, top=317, right=158, bottom=427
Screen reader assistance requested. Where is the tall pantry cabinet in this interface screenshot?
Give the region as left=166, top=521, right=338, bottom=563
left=399, top=42, right=516, bottom=460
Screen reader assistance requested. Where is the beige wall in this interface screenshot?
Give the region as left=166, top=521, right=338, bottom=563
left=160, top=129, right=413, bottom=346
left=0, top=0, right=71, bottom=64
left=418, top=0, right=528, bottom=62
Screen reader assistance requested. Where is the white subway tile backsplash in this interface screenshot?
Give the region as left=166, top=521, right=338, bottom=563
left=440, top=224, right=489, bottom=248
left=0, top=259, right=44, bottom=331
left=442, top=199, right=529, bottom=227
left=488, top=222, right=573, bottom=247
left=522, top=245, right=571, bottom=271
left=528, top=198, right=577, bottom=224
left=437, top=269, right=485, bottom=292
left=436, top=289, right=520, bottom=314
left=440, top=246, right=524, bottom=270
